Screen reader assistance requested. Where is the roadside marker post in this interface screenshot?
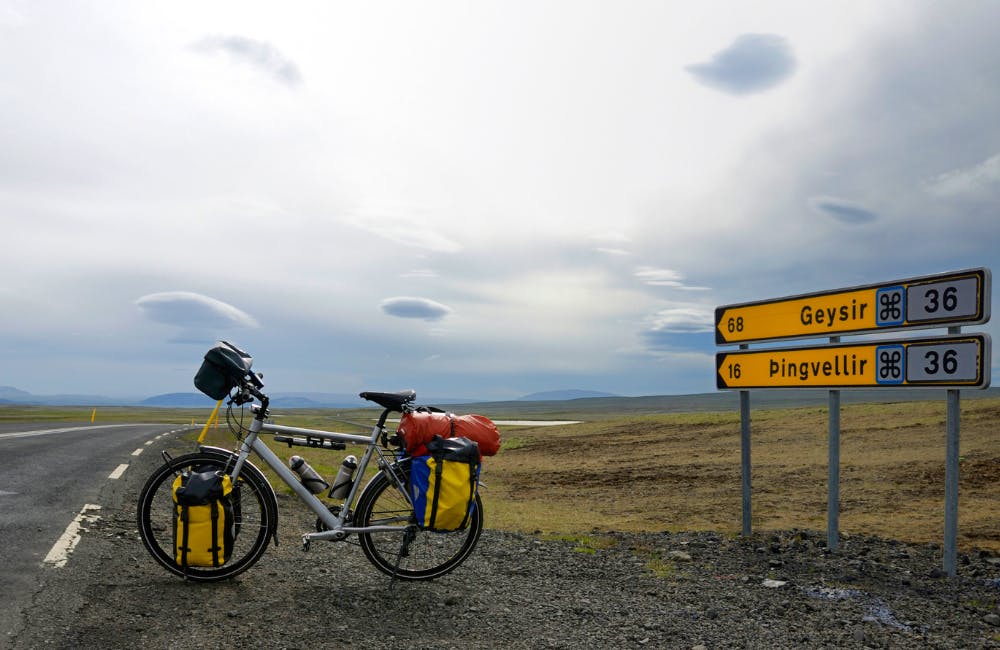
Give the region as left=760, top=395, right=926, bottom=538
left=197, top=400, right=224, bottom=445
left=715, top=268, right=991, bottom=576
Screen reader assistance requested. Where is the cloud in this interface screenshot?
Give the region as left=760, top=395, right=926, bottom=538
left=345, top=204, right=462, bottom=253
left=135, top=292, right=259, bottom=329
left=635, top=267, right=710, bottom=290
left=380, top=297, right=453, bottom=321
left=5, top=2, right=998, bottom=400
left=925, top=152, right=1000, bottom=199
left=590, top=233, right=632, bottom=257
left=639, top=306, right=715, bottom=350
left=192, top=35, right=302, bottom=86
left=644, top=307, right=714, bottom=333
left=635, top=267, right=683, bottom=286
left=686, top=33, right=796, bottom=95
left=809, top=196, right=879, bottom=225
left=400, top=269, right=439, bottom=279
left=0, top=2, right=26, bottom=27
left=589, top=231, right=631, bottom=243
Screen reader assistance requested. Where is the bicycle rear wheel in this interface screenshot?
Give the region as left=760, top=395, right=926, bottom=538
left=355, top=462, right=483, bottom=581
left=137, top=450, right=276, bottom=582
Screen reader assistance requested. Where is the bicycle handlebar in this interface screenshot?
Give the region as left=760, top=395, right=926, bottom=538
left=231, top=378, right=268, bottom=411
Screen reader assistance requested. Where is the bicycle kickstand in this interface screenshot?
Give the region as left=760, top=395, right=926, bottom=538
left=389, top=527, right=417, bottom=591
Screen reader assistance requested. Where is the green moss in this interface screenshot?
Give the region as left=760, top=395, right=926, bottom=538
left=500, top=437, right=529, bottom=451
left=540, top=533, right=618, bottom=554
left=644, top=557, right=677, bottom=578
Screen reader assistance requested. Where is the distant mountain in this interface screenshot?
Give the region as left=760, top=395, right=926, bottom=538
left=267, top=392, right=476, bottom=408
left=8, top=385, right=996, bottom=411
left=0, top=386, right=135, bottom=406
left=139, top=393, right=219, bottom=407
left=0, top=386, right=476, bottom=409
left=518, top=389, right=619, bottom=401
left=0, top=386, right=33, bottom=401
left=268, top=392, right=368, bottom=408
left=140, top=392, right=370, bottom=409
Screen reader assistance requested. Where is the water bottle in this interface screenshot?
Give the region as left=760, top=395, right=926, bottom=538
left=289, top=455, right=329, bottom=494
left=329, top=455, right=358, bottom=499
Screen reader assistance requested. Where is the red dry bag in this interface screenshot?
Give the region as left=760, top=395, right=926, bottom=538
left=398, top=411, right=501, bottom=458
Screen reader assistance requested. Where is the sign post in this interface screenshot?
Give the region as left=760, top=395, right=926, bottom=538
left=944, top=326, right=963, bottom=576
left=740, top=344, right=751, bottom=537
left=828, top=337, right=841, bottom=553
left=715, top=268, right=991, bottom=575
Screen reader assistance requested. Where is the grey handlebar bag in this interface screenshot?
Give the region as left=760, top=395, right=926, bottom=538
left=194, top=341, right=254, bottom=400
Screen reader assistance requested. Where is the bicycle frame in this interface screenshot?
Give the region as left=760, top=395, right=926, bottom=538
left=228, top=404, right=410, bottom=545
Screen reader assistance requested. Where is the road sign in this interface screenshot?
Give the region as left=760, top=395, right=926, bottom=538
left=715, top=333, right=991, bottom=390
left=715, top=268, right=991, bottom=344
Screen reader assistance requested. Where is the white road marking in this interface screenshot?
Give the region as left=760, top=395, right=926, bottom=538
left=43, top=504, right=102, bottom=568
left=29, top=427, right=185, bottom=570
left=0, top=424, right=144, bottom=440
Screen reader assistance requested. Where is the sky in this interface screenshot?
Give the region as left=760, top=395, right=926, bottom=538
left=2, top=0, right=999, bottom=401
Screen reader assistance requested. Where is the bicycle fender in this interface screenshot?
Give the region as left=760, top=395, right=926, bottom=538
left=197, top=445, right=281, bottom=547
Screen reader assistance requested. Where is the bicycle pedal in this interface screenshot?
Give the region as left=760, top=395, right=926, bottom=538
left=301, top=537, right=311, bottom=552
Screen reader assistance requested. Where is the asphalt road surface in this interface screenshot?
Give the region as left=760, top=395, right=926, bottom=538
left=0, top=421, right=193, bottom=644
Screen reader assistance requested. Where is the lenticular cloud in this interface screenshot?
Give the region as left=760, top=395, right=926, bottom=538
left=191, top=34, right=302, bottom=86
left=135, top=291, right=258, bottom=329
left=686, top=33, right=796, bottom=95
left=379, top=297, right=453, bottom=322
left=809, top=197, right=879, bottom=225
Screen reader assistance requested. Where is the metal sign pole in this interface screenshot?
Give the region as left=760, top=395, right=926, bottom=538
left=943, top=327, right=962, bottom=576
left=740, top=346, right=752, bottom=537
left=741, top=389, right=751, bottom=537
left=828, top=336, right=841, bottom=552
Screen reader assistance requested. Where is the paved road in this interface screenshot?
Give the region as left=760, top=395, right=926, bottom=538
left=0, top=421, right=193, bottom=644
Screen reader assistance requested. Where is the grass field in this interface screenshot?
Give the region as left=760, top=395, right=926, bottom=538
left=5, top=396, right=997, bottom=551
left=481, top=397, right=1000, bottom=552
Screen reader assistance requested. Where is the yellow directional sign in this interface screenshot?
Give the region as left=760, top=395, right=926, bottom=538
left=715, top=334, right=990, bottom=390
left=715, top=268, right=990, bottom=344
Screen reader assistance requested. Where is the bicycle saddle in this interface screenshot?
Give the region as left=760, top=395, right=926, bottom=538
left=359, top=390, right=416, bottom=412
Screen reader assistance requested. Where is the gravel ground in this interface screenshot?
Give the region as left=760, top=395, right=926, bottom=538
left=8, top=445, right=1000, bottom=649
left=12, top=505, right=1000, bottom=649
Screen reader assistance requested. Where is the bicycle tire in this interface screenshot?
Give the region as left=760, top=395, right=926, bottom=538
left=136, top=450, right=277, bottom=582
left=355, top=461, right=483, bottom=581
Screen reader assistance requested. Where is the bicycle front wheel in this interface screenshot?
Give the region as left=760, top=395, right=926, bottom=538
left=137, top=451, right=276, bottom=582
left=355, top=463, right=483, bottom=581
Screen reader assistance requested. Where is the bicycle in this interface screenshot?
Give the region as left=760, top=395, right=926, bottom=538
left=136, top=344, right=484, bottom=583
